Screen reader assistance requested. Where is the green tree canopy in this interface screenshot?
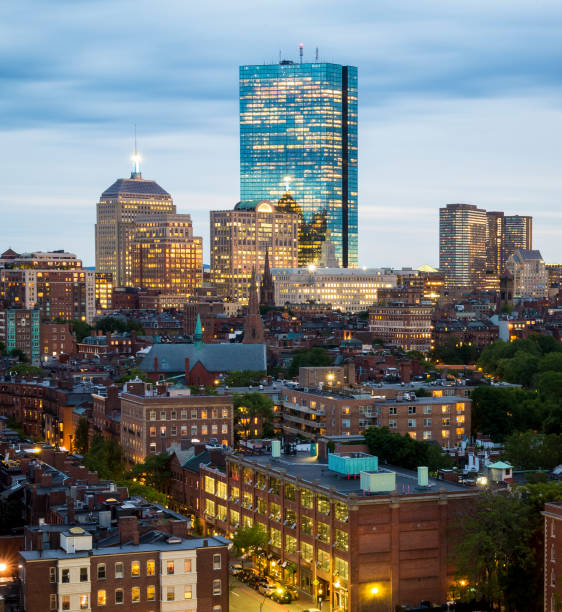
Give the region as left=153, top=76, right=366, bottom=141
left=503, top=431, right=562, bottom=470
left=73, top=417, right=90, bottom=455
left=287, top=347, right=332, bottom=378
left=224, top=370, right=266, bottom=387
left=231, top=524, right=268, bottom=557
left=70, top=319, right=92, bottom=342
left=125, top=453, right=172, bottom=493
left=233, top=392, right=275, bottom=438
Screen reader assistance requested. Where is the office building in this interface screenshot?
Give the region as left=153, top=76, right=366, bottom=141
left=271, top=267, right=396, bottom=312
left=0, top=250, right=95, bottom=323
left=439, top=204, right=488, bottom=290
left=240, top=59, right=358, bottom=267
left=210, top=200, right=298, bottom=300
left=506, top=249, right=548, bottom=298
left=95, top=160, right=175, bottom=287
left=199, top=449, right=476, bottom=610
left=503, top=215, right=532, bottom=266
left=369, top=303, right=433, bottom=352
left=131, top=213, right=203, bottom=299
left=94, top=272, right=113, bottom=314
left=120, top=381, right=233, bottom=463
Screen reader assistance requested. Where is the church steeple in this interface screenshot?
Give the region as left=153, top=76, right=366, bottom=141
left=194, top=313, right=203, bottom=348
left=259, top=248, right=275, bottom=307
left=243, top=267, right=265, bottom=344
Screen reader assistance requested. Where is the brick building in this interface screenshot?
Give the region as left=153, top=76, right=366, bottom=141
left=40, top=321, right=76, bottom=361
left=92, top=386, right=121, bottom=443
left=19, top=518, right=229, bottom=612
left=120, top=382, right=233, bottom=463
left=543, top=502, right=562, bottom=612
left=0, top=308, right=40, bottom=364
left=430, top=318, right=498, bottom=352
left=369, top=303, right=433, bottom=352
left=199, top=451, right=475, bottom=611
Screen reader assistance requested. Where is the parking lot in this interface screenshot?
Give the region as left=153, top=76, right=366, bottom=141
left=229, top=577, right=319, bottom=612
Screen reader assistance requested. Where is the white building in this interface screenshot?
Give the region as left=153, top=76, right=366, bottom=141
left=506, top=249, right=547, bottom=299
left=271, top=267, right=396, bottom=312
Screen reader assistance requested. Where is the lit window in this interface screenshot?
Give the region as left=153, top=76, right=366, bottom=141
left=167, top=586, right=175, bottom=601
left=146, top=560, right=155, bottom=576
left=131, top=561, right=140, bottom=577
left=184, top=559, right=192, bottom=572
left=146, top=585, right=155, bottom=601
left=50, top=594, right=57, bottom=610
left=97, top=590, right=106, bottom=606
left=184, top=585, right=192, bottom=599
left=62, top=595, right=70, bottom=610
left=131, top=586, right=140, bottom=602
left=167, top=560, right=174, bottom=575
left=80, top=594, right=89, bottom=609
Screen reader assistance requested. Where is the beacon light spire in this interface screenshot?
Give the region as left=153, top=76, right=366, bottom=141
left=131, top=124, right=142, bottom=179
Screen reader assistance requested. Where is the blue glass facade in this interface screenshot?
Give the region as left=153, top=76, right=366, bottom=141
left=240, top=61, right=358, bottom=267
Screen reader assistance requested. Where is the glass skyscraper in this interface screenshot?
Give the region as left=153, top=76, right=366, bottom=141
left=240, top=60, right=358, bottom=267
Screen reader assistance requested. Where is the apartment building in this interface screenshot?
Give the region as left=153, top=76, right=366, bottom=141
left=19, top=520, right=229, bottom=612
left=120, top=382, right=233, bottom=462
left=369, top=303, right=433, bottom=352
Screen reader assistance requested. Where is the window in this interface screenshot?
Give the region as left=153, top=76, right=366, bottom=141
left=456, top=403, right=465, bottom=412
left=285, top=534, right=297, bottom=554
left=213, top=607, right=222, bottom=612
left=335, top=529, right=349, bottom=551
left=160, top=411, right=167, bottom=420
left=300, top=541, right=313, bottom=562
left=149, top=410, right=156, bottom=421
left=191, top=410, right=197, bottom=419
left=212, top=424, right=218, bottom=434
left=166, top=586, right=175, bottom=601
left=408, top=418, right=416, bottom=428
left=49, top=567, right=56, bottom=583
left=62, top=595, right=70, bottom=610
left=335, top=557, right=348, bottom=580
left=442, top=418, right=450, bottom=426
left=131, top=561, right=140, bottom=577
left=166, top=560, right=175, bottom=575
left=301, top=515, right=313, bottom=536
left=423, top=431, right=432, bottom=440
left=115, top=562, right=124, bottom=578
left=242, top=491, right=253, bottom=509
left=389, top=419, right=397, bottom=429
left=115, top=588, right=124, bottom=604
left=300, top=488, right=313, bottom=509
left=442, top=430, right=450, bottom=439
left=317, top=521, right=330, bottom=543
left=146, top=585, right=155, bottom=601
left=285, top=508, right=296, bottom=526
left=270, top=527, right=281, bottom=548
left=389, top=406, right=397, bottom=415
left=50, top=594, right=57, bottom=610
left=216, top=481, right=227, bottom=500
left=222, top=408, right=229, bottom=418
left=257, top=497, right=267, bottom=515
left=80, top=594, right=89, bottom=609
left=221, top=424, right=228, bottom=434
left=80, top=567, right=88, bottom=582
left=146, top=560, right=155, bottom=576
left=317, top=549, right=330, bottom=572
left=284, top=482, right=296, bottom=501
left=201, top=410, right=207, bottom=419
left=212, top=579, right=221, bottom=595
left=334, top=501, right=348, bottom=522
left=423, top=406, right=432, bottom=414
left=317, top=494, right=330, bottom=514
left=97, top=563, right=106, bottom=580
left=269, top=501, right=281, bottom=522
left=424, top=418, right=432, bottom=427
left=269, top=477, right=281, bottom=496
left=149, top=426, right=156, bottom=437
left=205, top=476, right=216, bottom=495
left=184, top=559, right=192, bottom=573
left=441, top=405, right=449, bottom=413
left=213, top=554, right=221, bottom=570
left=217, top=504, right=227, bottom=521
left=342, top=419, right=351, bottom=429
left=181, top=426, right=188, bottom=437
left=181, top=410, right=187, bottom=419
left=160, top=426, right=166, bottom=436
left=171, top=425, right=177, bottom=436
left=97, top=590, right=107, bottom=606
left=131, top=586, right=140, bottom=603
left=184, top=585, right=192, bottom=599
left=205, top=499, right=215, bottom=517
left=408, top=406, right=416, bottom=414
left=201, top=425, right=208, bottom=435
left=456, top=415, right=465, bottom=424
left=171, top=410, right=177, bottom=420
left=149, top=442, right=157, bottom=454
left=229, top=509, right=240, bottom=526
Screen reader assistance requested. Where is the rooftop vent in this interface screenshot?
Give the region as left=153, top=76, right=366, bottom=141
left=166, top=537, right=182, bottom=544
left=328, top=452, right=378, bottom=477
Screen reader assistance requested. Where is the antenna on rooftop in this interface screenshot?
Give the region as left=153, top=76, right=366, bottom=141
left=279, top=49, right=282, bottom=63
left=315, top=47, right=319, bottom=62
left=131, top=124, right=141, bottom=179
left=299, top=43, right=303, bottom=64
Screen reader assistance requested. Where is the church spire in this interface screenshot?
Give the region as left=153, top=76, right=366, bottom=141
left=243, top=267, right=265, bottom=344
left=259, top=248, right=275, bottom=307
left=194, top=313, right=203, bottom=348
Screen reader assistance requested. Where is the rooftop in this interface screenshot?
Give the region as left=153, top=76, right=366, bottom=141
left=228, top=453, right=469, bottom=498
left=101, top=178, right=171, bottom=198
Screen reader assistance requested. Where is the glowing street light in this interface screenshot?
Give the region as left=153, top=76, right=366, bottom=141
left=0, top=563, right=8, bottom=572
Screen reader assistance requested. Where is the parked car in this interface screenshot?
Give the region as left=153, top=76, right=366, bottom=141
left=283, top=584, right=299, bottom=600
left=258, top=583, right=277, bottom=596
left=230, top=563, right=243, bottom=575
left=271, top=589, right=292, bottom=604
left=238, top=569, right=256, bottom=583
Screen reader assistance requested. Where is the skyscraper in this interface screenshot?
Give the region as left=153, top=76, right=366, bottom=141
left=95, top=156, right=175, bottom=287
left=503, top=215, right=532, bottom=267
left=486, top=211, right=505, bottom=277
left=439, top=204, right=488, bottom=290
left=239, top=58, right=358, bottom=267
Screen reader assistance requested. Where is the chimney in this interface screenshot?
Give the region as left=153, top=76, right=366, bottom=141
left=119, top=515, right=139, bottom=546
left=169, top=519, right=187, bottom=538
left=184, top=357, right=190, bottom=379
left=66, top=497, right=75, bottom=524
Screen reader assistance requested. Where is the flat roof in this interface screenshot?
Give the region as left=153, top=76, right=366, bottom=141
left=228, top=453, right=469, bottom=498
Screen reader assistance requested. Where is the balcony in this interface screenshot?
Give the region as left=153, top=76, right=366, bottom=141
left=283, top=413, right=324, bottom=428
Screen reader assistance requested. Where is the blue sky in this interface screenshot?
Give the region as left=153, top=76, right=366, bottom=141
left=1, top=0, right=562, bottom=267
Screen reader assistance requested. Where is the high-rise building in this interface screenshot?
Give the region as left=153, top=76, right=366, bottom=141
left=439, top=204, right=488, bottom=290
left=131, top=214, right=203, bottom=300
left=503, top=215, right=532, bottom=267
left=240, top=59, right=358, bottom=267
left=486, top=211, right=505, bottom=277
left=210, top=200, right=298, bottom=301
left=95, top=158, right=175, bottom=287
left=94, top=272, right=113, bottom=314
left=506, top=249, right=547, bottom=298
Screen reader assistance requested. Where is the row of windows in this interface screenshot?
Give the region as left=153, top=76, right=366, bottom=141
left=149, top=408, right=229, bottom=420
left=150, top=424, right=228, bottom=437
left=50, top=557, right=206, bottom=582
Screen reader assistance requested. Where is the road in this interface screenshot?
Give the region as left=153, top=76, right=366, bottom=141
left=229, top=578, right=318, bottom=612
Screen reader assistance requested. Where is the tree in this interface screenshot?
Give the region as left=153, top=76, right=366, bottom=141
left=70, top=319, right=92, bottom=342
left=224, top=370, right=266, bottom=387
left=363, top=426, right=453, bottom=471
left=83, top=434, right=124, bottom=480
left=126, top=453, right=172, bottom=493
left=9, top=363, right=43, bottom=376
left=231, top=524, right=268, bottom=557
left=8, top=348, right=28, bottom=363
left=0, top=340, right=5, bottom=355
left=73, top=417, right=90, bottom=455
left=116, top=367, right=152, bottom=383
left=287, top=347, right=332, bottom=378
left=504, top=431, right=562, bottom=470
left=234, top=392, right=275, bottom=439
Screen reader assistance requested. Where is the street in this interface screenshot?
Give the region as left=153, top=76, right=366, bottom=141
left=229, top=577, right=317, bottom=612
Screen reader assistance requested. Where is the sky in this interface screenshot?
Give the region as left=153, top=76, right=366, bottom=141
left=1, top=0, right=562, bottom=267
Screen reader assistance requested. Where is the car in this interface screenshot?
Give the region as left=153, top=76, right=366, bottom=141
left=303, top=609, right=322, bottom=612
left=247, top=574, right=268, bottom=589
left=230, top=563, right=243, bottom=575
left=283, top=584, right=299, bottom=600
left=238, top=569, right=256, bottom=583
left=258, top=583, right=277, bottom=596
left=270, top=589, right=292, bottom=604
